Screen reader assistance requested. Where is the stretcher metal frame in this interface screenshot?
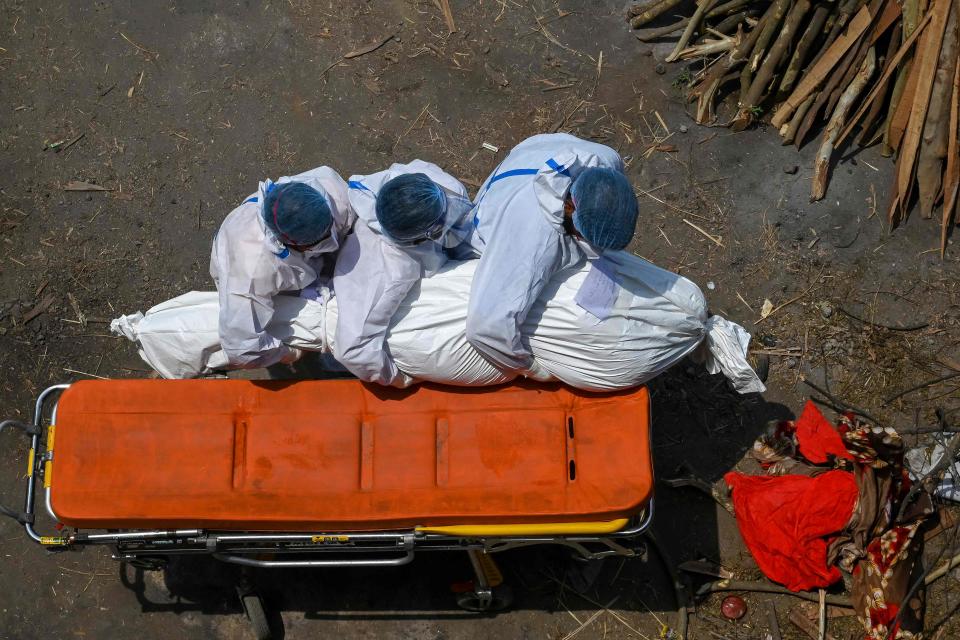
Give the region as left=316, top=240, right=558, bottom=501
left=2, top=384, right=654, bottom=572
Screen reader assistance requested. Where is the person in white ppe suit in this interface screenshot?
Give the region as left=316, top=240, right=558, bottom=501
left=466, top=133, right=639, bottom=379
left=332, top=160, right=477, bottom=387
left=210, top=166, right=355, bottom=369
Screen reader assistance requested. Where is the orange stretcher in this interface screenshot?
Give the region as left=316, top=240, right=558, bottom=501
left=2, top=379, right=653, bottom=616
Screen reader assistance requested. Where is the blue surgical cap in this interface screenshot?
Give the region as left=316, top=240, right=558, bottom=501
left=570, top=168, right=638, bottom=251
left=262, top=182, right=332, bottom=247
left=376, top=173, right=446, bottom=242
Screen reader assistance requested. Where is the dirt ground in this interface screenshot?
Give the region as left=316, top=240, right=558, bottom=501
left=2, top=1, right=959, bottom=639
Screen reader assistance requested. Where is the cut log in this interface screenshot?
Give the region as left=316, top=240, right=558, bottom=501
left=712, top=9, right=756, bottom=36
left=687, top=11, right=771, bottom=122
left=772, top=4, right=874, bottom=128
left=747, top=0, right=792, bottom=72
left=734, top=0, right=812, bottom=130
left=825, top=19, right=876, bottom=118
left=917, top=1, right=958, bottom=218
left=810, top=0, right=865, bottom=67
left=940, top=64, right=960, bottom=255
left=734, top=0, right=791, bottom=110
left=665, top=0, right=721, bottom=62
left=887, top=56, right=922, bottom=152
left=635, top=0, right=752, bottom=41
left=837, top=14, right=931, bottom=144
left=630, top=0, right=686, bottom=29
left=883, top=0, right=922, bottom=153
left=678, top=30, right=740, bottom=58
left=868, top=0, right=903, bottom=43
left=781, top=93, right=818, bottom=145
left=857, top=23, right=902, bottom=145
left=794, top=32, right=872, bottom=148
left=890, top=0, right=953, bottom=227
left=812, top=47, right=877, bottom=201
left=778, top=3, right=834, bottom=98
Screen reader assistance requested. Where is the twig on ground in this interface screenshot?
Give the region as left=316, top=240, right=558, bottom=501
left=536, top=17, right=583, bottom=57
left=789, top=606, right=838, bottom=640
left=552, top=99, right=587, bottom=132
left=56, top=133, right=85, bottom=154
left=818, top=588, right=827, bottom=640
left=23, top=295, right=55, bottom=324
left=925, top=550, right=960, bottom=585
left=754, top=274, right=822, bottom=324
left=897, top=424, right=960, bottom=434
left=767, top=600, right=783, bottom=640
left=560, top=595, right=620, bottom=640
left=435, top=0, right=456, bottom=33
left=895, top=411, right=960, bottom=523
left=696, top=580, right=852, bottom=607
left=837, top=306, right=929, bottom=331
left=320, top=57, right=344, bottom=77
left=394, top=104, right=431, bottom=151
left=884, top=374, right=960, bottom=405
left=801, top=376, right=885, bottom=426
left=118, top=31, right=159, bottom=58
left=344, top=32, right=398, bottom=59
left=62, top=368, right=109, bottom=380
left=646, top=532, right=689, bottom=639
left=683, top=219, right=724, bottom=246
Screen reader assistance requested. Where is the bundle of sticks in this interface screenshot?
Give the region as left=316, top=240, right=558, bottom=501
left=629, top=0, right=959, bottom=254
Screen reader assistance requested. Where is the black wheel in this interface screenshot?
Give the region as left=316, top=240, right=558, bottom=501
left=241, top=592, right=272, bottom=640
left=126, top=556, right=168, bottom=571
left=456, top=585, right=514, bottom=612
left=752, top=353, right=770, bottom=383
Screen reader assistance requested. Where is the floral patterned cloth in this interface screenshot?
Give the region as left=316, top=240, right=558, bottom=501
left=727, top=401, right=934, bottom=639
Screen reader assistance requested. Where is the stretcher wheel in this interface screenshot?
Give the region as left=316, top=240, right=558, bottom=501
left=456, top=584, right=513, bottom=612
left=240, top=592, right=272, bottom=640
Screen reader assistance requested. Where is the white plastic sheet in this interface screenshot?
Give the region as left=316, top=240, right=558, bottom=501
left=112, top=253, right=765, bottom=393
left=905, top=443, right=960, bottom=502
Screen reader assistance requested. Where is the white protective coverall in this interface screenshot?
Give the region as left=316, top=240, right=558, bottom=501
left=210, top=166, right=355, bottom=368
left=466, top=133, right=625, bottom=377
left=332, top=160, right=477, bottom=387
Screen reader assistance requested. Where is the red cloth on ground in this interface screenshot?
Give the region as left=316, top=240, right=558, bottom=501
left=724, top=469, right=858, bottom=591
left=794, top=400, right=853, bottom=464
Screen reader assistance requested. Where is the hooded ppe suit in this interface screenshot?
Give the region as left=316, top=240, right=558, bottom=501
left=210, top=166, right=355, bottom=368
left=332, top=160, right=476, bottom=387
left=466, top=133, right=626, bottom=378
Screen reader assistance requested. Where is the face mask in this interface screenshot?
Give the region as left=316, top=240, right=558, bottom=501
left=436, top=190, right=474, bottom=249
left=298, top=227, right=340, bottom=257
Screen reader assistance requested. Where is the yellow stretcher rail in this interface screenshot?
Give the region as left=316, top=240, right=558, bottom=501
left=43, top=425, right=55, bottom=490
left=416, top=518, right=629, bottom=536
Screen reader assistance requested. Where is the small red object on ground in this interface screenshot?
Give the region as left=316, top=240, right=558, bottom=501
left=721, top=595, right=747, bottom=620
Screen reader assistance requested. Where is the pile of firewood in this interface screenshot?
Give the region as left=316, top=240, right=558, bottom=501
left=629, top=0, right=959, bottom=254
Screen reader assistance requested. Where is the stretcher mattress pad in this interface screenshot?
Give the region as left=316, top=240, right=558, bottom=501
left=49, top=380, right=652, bottom=531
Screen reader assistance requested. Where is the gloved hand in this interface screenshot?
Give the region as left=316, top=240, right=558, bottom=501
left=522, top=359, right=553, bottom=382
left=280, top=347, right=304, bottom=365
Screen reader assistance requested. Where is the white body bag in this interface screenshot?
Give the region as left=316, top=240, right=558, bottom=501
left=111, top=252, right=765, bottom=393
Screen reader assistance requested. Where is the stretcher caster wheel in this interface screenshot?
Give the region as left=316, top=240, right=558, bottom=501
left=456, top=584, right=513, bottom=612
left=240, top=591, right=272, bottom=640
